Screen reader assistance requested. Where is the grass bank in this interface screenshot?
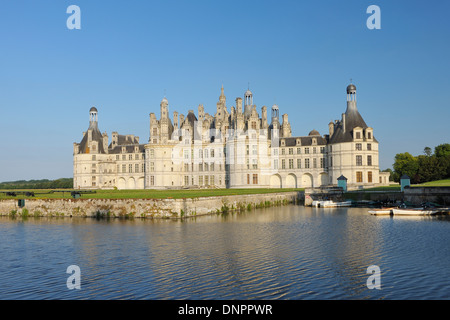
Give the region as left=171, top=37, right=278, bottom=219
left=0, top=188, right=304, bottom=200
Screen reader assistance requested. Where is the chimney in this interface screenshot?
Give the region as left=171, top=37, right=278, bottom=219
left=342, top=113, right=346, bottom=133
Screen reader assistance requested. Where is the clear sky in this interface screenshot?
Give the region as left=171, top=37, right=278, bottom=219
left=0, top=0, right=449, bottom=182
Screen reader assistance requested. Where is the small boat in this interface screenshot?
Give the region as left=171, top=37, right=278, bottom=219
left=392, top=208, right=439, bottom=216
left=318, top=200, right=353, bottom=208
left=368, top=208, right=394, bottom=215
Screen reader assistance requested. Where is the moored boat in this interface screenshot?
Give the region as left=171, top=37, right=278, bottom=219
left=368, top=208, right=394, bottom=215
left=392, top=208, right=439, bottom=216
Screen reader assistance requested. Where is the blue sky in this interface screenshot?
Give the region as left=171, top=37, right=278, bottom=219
left=0, top=0, right=449, bottom=182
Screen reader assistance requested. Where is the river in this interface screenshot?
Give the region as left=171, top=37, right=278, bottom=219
left=1, top=205, right=449, bottom=300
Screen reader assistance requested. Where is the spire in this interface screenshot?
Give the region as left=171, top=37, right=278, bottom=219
left=219, top=84, right=226, bottom=103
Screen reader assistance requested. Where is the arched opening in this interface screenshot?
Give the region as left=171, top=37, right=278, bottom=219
left=118, top=178, right=126, bottom=190
left=270, top=174, right=282, bottom=188
left=301, top=173, right=313, bottom=188
left=128, top=177, right=136, bottom=189
left=286, top=174, right=297, bottom=188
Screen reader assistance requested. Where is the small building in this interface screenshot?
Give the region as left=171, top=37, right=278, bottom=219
left=400, top=174, right=411, bottom=192
left=337, top=175, right=348, bottom=192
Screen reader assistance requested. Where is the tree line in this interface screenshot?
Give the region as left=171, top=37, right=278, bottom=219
left=387, top=143, right=450, bottom=183
left=0, top=178, right=73, bottom=189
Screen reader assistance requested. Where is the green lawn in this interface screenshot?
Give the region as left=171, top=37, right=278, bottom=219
left=415, top=179, right=450, bottom=187
left=0, top=188, right=304, bottom=200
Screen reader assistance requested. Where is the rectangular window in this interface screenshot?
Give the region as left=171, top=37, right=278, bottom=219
left=199, top=176, right=203, bottom=186
left=320, top=158, right=324, bottom=168
left=211, top=163, right=215, bottom=171
left=356, top=143, right=362, bottom=151
left=150, top=162, right=155, bottom=172
left=356, top=171, right=363, bottom=183
left=297, top=159, right=301, bottom=169
left=252, top=159, right=258, bottom=169
left=356, top=132, right=361, bottom=139
left=150, top=149, right=155, bottom=158
left=116, top=155, right=119, bottom=160
left=246, top=145, right=250, bottom=155
left=205, top=175, right=209, bottom=186
left=297, top=148, right=301, bottom=154
left=367, top=155, right=372, bottom=166
left=247, top=174, right=250, bottom=184
left=199, top=163, right=203, bottom=172
left=273, top=159, right=278, bottom=170
left=135, top=154, right=139, bottom=160
left=289, top=159, right=294, bottom=169
left=368, top=132, right=372, bottom=139
left=305, top=148, right=310, bottom=154
left=129, top=154, right=133, bottom=160
left=150, top=176, right=155, bottom=186
left=313, top=158, right=317, bottom=168
left=253, top=174, right=258, bottom=184
left=289, top=148, right=293, bottom=155
left=211, top=149, right=215, bottom=158
left=305, top=158, right=310, bottom=169
left=368, top=171, right=373, bottom=183
left=184, top=176, right=189, bottom=186
left=122, top=164, right=126, bottom=173
left=356, top=155, right=363, bottom=166
left=313, top=147, right=316, bottom=154
left=367, top=143, right=372, bottom=151
left=135, top=164, right=139, bottom=173
left=282, top=148, right=286, bottom=155
left=320, top=147, right=325, bottom=154
left=252, top=145, right=257, bottom=155
left=122, top=155, right=126, bottom=161
left=210, top=175, right=215, bottom=186
left=329, top=156, right=333, bottom=167
left=282, top=159, right=286, bottom=169
left=129, top=164, right=133, bottom=173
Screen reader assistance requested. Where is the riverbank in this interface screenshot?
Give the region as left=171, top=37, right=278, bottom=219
left=0, top=191, right=303, bottom=219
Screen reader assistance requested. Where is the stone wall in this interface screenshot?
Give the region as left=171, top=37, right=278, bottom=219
left=0, top=192, right=302, bottom=219
left=404, top=187, right=450, bottom=205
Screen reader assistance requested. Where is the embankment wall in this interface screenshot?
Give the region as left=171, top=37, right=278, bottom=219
left=0, top=192, right=303, bottom=219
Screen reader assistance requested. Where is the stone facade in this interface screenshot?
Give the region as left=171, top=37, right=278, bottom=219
left=73, top=84, right=389, bottom=190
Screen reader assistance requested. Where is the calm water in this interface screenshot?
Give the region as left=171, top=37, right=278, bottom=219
left=1, top=205, right=449, bottom=300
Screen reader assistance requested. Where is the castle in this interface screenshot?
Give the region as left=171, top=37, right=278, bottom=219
left=73, top=83, right=390, bottom=190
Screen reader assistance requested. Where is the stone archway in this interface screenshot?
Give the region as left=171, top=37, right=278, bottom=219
left=301, top=173, right=313, bottom=188
left=270, top=174, right=282, bottom=188
left=118, top=178, right=126, bottom=190
left=286, top=174, right=297, bottom=188
left=128, top=177, right=136, bottom=189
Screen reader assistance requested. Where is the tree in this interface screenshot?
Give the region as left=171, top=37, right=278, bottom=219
left=423, top=147, right=432, bottom=157
left=393, top=152, right=419, bottom=182
left=434, top=143, right=450, bottom=158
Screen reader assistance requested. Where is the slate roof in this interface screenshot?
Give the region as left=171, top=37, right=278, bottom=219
left=328, top=105, right=377, bottom=144
left=77, top=122, right=106, bottom=154
left=281, top=136, right=327, bottom=147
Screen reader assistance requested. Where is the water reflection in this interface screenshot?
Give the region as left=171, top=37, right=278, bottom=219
left=0, top=207, right=449, bottom=300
